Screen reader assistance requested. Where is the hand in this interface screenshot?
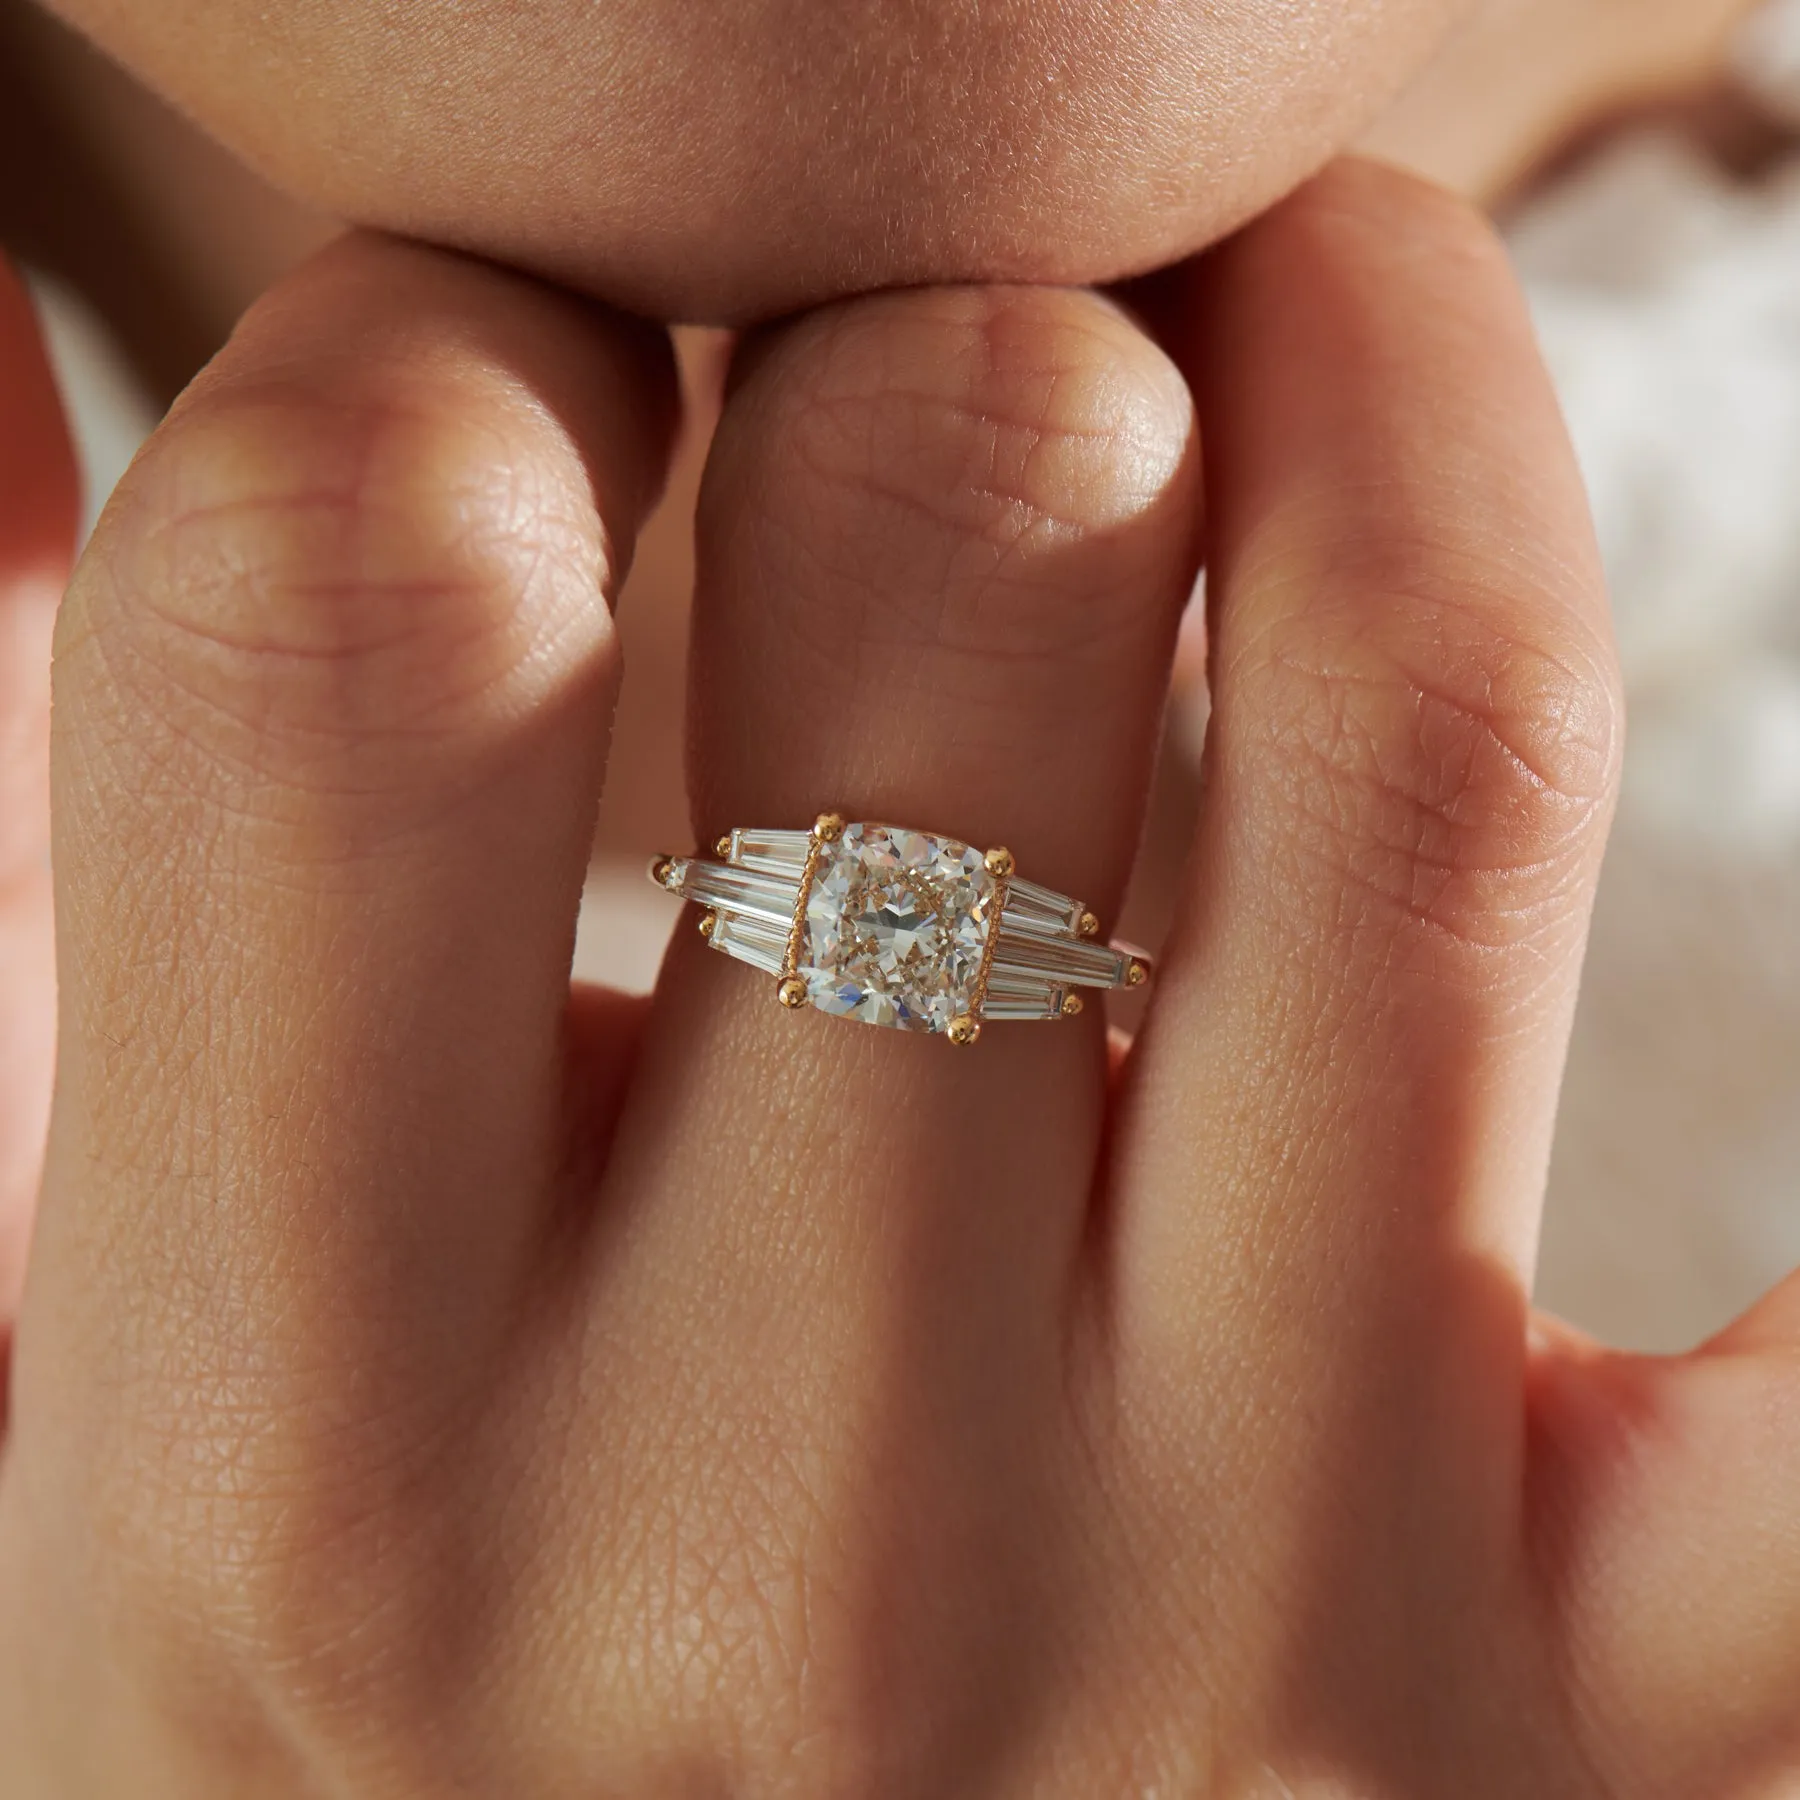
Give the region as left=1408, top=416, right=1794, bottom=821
left=38, top=0, right=1458, bottom=320
left=1, top=160, right=1795, bottom=1797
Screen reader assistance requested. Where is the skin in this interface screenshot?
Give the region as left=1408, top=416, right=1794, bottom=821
left=0, top=261, right=74, bottom=1336
left=0, top=159, right=1795, bottom=1794
left=1365, top=0, right=1769, bottom=196
left=0, top=0, right=1773, bottom=398
left=42, top=0, right=1471, bottom=321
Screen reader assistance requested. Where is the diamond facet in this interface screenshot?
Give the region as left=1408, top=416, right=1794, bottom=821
left=800, top=823, right=998, bottom=1034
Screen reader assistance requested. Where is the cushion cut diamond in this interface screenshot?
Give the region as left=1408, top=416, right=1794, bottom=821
left=800, top=823, right=998, bottom=1033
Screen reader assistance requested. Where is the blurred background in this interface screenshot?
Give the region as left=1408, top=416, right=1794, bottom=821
left=4, top=0, right=1796, bottom=1351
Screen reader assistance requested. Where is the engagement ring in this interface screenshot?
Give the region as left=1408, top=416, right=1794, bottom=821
left=650, top=814, right=1150, bottom=1045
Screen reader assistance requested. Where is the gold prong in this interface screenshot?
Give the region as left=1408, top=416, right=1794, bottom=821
left=698, top=911, right=718, bottom=940
left=947, top=1015, right=982, bottom=1046
left=714, top=834, right=733, bottom=859
left=1125, top=959, right=1149, bottom=989
left=1060, top=993, right=1084, bottom=1018
left=777, top=975, right=808, bottom=1009
left=649, top=856, right=675, bottom=888
left=984, top=846, right=1015, bottom=879
left=1077, top=910, right=1100, bottom=939
left=813, top=812, right=846, bottom=842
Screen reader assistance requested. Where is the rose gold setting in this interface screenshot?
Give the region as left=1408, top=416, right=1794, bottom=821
left=779, top=816, right=836, bottom=991
left=968, top=862, right=1009, bottom=1025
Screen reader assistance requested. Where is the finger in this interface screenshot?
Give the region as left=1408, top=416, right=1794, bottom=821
left=1115, top=162, right=1621, bottom=1470
left=1527, top=1325, right=1800, bottom=1791
left=596, top=285, right=1197, bottom=1471
left=19, top=237, right=674, bottom=1491
left=0, top=259, right=78, bottom=1327
left=1713, top=1265, right=1800, bottom=1353
left=555, top=288, right=1195, bottom=1752
left=1522, top=1231, right=1800, bottom=1787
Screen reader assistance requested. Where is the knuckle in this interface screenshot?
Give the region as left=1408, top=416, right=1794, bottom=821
left=723, top=285, right=1197, bottom=662
left=572, top=1383, right=840, bottom=1717
left=1238, top=561, right=1622, bottom=957
left=88, top=1353, right=470, bottom=1719
left=68, top=369, right=605, bottom=780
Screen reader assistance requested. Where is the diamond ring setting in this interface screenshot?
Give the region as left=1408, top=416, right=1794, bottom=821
left=650, top=813, right=1150, bottom=1045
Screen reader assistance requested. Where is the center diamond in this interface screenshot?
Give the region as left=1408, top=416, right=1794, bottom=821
left=800, top=823, right=998, bottom=1034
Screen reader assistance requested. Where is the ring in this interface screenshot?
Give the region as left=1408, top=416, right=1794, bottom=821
left=649, top=813, right=1151, bottom=1045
